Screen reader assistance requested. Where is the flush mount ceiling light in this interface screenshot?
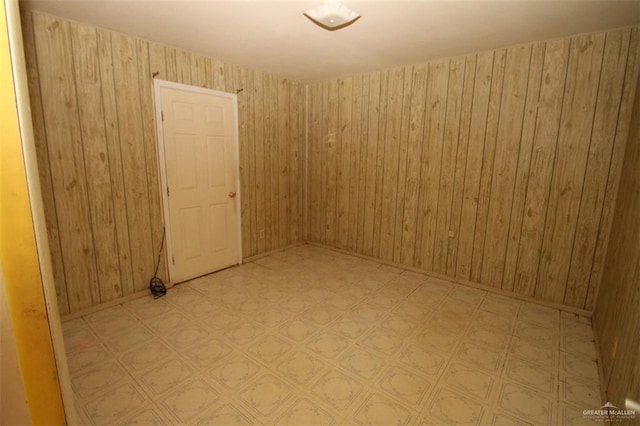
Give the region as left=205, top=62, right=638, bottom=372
left=304, top=0, right=361, bottom=31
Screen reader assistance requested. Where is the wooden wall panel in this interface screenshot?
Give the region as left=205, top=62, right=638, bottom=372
left=23, top=12, right=305, bottom=314
left=308, top=27, right=639, bottom=309
left=594, top=62, right=640, bottom=408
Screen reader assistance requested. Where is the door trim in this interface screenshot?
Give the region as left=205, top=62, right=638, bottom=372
left=153, top=79, right=242, bottom=283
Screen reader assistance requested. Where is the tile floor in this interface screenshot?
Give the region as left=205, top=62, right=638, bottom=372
left=63, top=244, right=602, bottom=425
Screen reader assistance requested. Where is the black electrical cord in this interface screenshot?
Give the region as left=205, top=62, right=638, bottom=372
left=149, top=228, right=167, bottom=298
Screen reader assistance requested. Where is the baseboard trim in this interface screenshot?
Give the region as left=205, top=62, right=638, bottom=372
left=61, top=289, right=152, bottom=322
left=306, top=241, right=593, bottom=318
left=243, top=242, right=305, bottom=263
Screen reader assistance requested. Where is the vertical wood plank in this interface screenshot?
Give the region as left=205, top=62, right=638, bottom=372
left=362, top=72, right=381, bottom=255
left=566, top=29, right=632, bottom=307
left=416, top=59, right=449, bottom=269
left=111, top=32, right=155, bottom=291
left=253, top=71, right=266, bottom=253
left=355, top=74, right=371, bottom=253
left=372, top=71, right=389, bottom=258
left=33, top=14, right=99, bottom=311
left=278, top=77, right=290, bottom=247
left=325, top=79, right=339, bottom=245
left=136, top=39, right=167, bottom=283
left=480, top=45, right=532, bottom=287
left=347, top=75, right=363, bottom=251
left=336, top=77, right=353, bottom=249
left=378, top=68, right=405, bottom=261
left=446, top=54, right=477, bottom=277
left=586, top=28, right=640, bottom=310
left=96, top=28, right=135, bottom=297
left=392, top=67, right=415, bottom=263
left=433, top=57, right=465, bottom=274
left=456, top=51, right=494, bottom=279
left=514, top=39, right=570, bottom=296
left=536, top=33, right=605, bottom=303
left=470, top=49, right=506, bottom=283
left=21, top=10, right=70, bottom=314
left=400, top=64, right=428, bottom=265
left=176, top=49, right=191, bottom=84
left=501, top=42, right=545, bottom=291
left=70, top=21, right=122, bottom=303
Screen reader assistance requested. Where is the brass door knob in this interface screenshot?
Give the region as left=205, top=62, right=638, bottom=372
left=228, top=191, right=237, bottom=198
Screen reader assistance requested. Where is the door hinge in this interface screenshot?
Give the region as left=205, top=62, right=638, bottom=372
left=161, top=111, right=164, bottom=121
left=172, top=256, right=175, bottom=265
left=166, top=186, right=170, bottom=197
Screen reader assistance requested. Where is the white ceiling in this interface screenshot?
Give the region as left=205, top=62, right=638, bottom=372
left=20, top=0, right=640, bottom=82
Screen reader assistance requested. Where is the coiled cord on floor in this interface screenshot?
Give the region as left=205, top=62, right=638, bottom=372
left=150, top=228, right=167, bottom=298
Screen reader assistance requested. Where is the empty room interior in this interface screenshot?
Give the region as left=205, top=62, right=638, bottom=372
left=2, top=0, right=640, bottom=424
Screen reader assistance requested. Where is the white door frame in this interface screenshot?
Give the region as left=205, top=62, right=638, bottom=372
left=153, top=79, right=242, bottom=283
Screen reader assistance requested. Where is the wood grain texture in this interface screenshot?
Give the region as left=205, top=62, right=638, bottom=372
left=24, top=12, right=305, bottom=314
left=594, top=66, right=640, bottom=408
left=308, top=27, right=639, bottom=309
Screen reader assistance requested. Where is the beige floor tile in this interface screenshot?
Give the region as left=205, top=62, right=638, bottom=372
left=441, top=362, right=496, bottom=401
left=208, top=353, right=262, bottom=391
left=81, top=382, right=150, bottom=425
left=118, top=339, right=175, bottom=374
left=509, top=337, right=557, bottom=370
left=71, top=359, right=128, bottom=399
left=359, top=328, right=407, bottom=356
left=559, top=379, right=601, bottom=408
left=377, top=365, right=433, bottom=408
left=222, top=321, right=266, bottom=347
left=194, top=402, right=256, bottom=426
left=503, top=357, right=557, bottom=395
left=306, top=332, right=351, bottom=359
left=237, top=374, right=295, bottom=418
left=247, top=334, right=294, bottom=364
left=496, top=382, right=556, bottom=425
left=421, top=387, right=487, bottom=425
left=351, top=392, right=414, bottom=425
left=101, top=324, right=155, bottom=353
left=183, top=337, right=233, bottom=370
left=139, top=357, right=196, bottom=395
left=398, top=344, right=448, bottom=377
left=278, top=318, right=321, bottom=342
left=338, top=346, right=388, bottom=382
left=276, top=350, right=327, bottom=385
left=274, top=398, right=337, bottom=426
left=66, top=341, right=111, bottom=372
left=119, top=406, right=171, bottom=426
left=560, top=351, right=599, bottom=384
left=159, top=378, right=221, bottom=423
left=455, top=341, right=505, bottom=374
left=311, top=370, right=366, bottom=413
left=61, top=245, right=602, bottom=425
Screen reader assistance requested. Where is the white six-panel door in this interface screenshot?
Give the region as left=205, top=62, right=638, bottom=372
left=155, top=81, right=241, bottom=283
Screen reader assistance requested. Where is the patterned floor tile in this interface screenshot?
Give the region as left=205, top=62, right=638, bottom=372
left=238, top=374, right=294, bottom=417
left=209, top=353, right=261, bottom=390
left=139, top=357, right=196, bottom=395
left=311, top=370, right=366, bottom=412
left=61, top=245, right=602, bottom=426
left=496, top=382, right=555, bottom=425
left=377, top=365, right=432, bottom=407
left=82, top=382, right=149, bottom=425
left=274, top=398, right=337, bottom=426
left=160, top=378, right=221, bottom=423
left=183, top=337, right=233, bottom=370
left=352, top=393, right=414, bottom=425
left=276, top=350, right=327, bottom=385
left=247, top=334, right=294, bottom=364
left=422, top=387, right=486, bottom=425
left=442, top=362, right=496, bottom=401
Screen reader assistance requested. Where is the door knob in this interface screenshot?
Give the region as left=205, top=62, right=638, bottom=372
left=228, top=191, right=237, bottom=198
